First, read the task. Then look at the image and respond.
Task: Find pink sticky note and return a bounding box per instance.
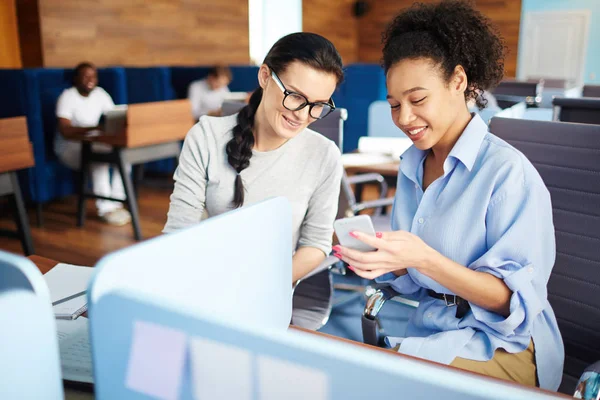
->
[125,320,187,400]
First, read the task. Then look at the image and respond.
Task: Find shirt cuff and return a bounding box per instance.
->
[470,263,543,337]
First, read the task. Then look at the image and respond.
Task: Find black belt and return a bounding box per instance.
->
[427,290,470,319]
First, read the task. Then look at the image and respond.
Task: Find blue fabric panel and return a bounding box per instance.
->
[125,67,173,103]
[337,64,387,152]
[229,65,259,92]
[169,66,211,99]
[0,69,44,202]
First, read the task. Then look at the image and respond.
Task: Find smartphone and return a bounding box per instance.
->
[333,215,377,252]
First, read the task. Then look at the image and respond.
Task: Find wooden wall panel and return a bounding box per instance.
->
[303,0,358,64]
[357,0,522,78]
[0,0,22,68]
[15,0,44,67]
[36,0,250,67]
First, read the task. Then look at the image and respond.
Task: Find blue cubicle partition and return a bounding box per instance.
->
[229,65,260,92]
[125,67,174,104]
[336,64,387,153]
[0,251,63,399]
[91,289,561,400]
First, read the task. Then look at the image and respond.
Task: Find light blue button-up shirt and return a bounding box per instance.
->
[377,114,564,390]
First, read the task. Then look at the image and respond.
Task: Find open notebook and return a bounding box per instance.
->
[43,263,94,319]
[56,317,94,384]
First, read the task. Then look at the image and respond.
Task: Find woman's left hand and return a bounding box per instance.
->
[333,230,433,279]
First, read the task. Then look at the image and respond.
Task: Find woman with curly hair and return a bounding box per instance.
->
[333,0,563,390]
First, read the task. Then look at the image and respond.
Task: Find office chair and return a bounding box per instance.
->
[582,85,600,98]
[491,80,542,108]
[0,251,63,399]
[552,97,600,125]
[291,107,397,330]
[361,117,600,395]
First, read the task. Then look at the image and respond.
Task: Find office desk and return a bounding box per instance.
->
[345,161,399,178]
[28,255,571,399]
[0,116,35,255]
[75,100,193,240]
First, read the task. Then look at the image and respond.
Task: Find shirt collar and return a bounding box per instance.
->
[399,113,488,182]
[447,113,488,172]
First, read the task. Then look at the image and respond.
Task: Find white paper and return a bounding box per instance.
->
[56,317,93,383]
[189,337,253,400]
[257,355,329,400]
[125,321,187,400]
[42,263,94,305]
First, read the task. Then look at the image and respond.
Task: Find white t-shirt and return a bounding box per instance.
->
[54,86,115,156]
[188,79,230,120]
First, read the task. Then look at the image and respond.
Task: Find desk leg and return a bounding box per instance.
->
[35,202,44,227]
[116,150,142,241]
[77,143,91,227]
[10,172,34,256]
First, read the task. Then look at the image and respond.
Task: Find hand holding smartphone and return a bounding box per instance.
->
[333,215,377,252]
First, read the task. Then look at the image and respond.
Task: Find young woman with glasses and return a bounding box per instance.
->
[164,33,344,284]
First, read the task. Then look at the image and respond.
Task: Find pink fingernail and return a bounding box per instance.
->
[349,231,358,238]
[376,232,383,238]
[333,252,341,259]
[332,245,341,252]
[348,265,355,271]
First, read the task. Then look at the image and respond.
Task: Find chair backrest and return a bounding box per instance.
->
[489,117,600,394]
[309,108,346,149]
[582,85,600,98]
[91,289,563,399]
[491,80,542,107]
[221,100,246,117]
[0,250,63,399]
[552,97,600,125]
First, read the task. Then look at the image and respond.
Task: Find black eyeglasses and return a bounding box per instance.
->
[270,70,335,119]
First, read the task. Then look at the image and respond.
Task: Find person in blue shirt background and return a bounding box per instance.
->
[332,0,564,390]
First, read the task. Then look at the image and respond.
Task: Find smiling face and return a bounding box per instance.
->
[75,66,98,96]
[257,61,337,140]
[386,58,469,151]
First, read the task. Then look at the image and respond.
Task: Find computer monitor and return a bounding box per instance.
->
[89,196,293,332]
[91,289,562,400]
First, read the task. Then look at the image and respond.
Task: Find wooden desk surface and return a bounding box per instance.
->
[345,161,400,177]
[27,255,570,399]
[83,99,194,148]
[0,116,35,174]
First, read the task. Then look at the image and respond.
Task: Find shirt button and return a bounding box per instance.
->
[528,267,534,273]
[418,218,425,224]
[415,184,419,189]
[427,312,433,318]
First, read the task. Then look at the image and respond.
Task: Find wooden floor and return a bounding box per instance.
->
[0,184,173,266]
[0,179,390,266]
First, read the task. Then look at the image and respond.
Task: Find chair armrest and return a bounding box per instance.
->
[346,172,386,186]
[363,284,401,320]
[293,255,343,289]
[362,284,420,346]
[352,197,395,213]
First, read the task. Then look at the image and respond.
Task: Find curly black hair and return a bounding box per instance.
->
[381,0,505,109]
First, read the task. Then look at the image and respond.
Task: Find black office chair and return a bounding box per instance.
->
[582,85,600,98]
[491,80,542,108]
[553,97,600,125]
[362,117,600,394]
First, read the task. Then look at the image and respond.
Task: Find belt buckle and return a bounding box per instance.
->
[443,294,457,307]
